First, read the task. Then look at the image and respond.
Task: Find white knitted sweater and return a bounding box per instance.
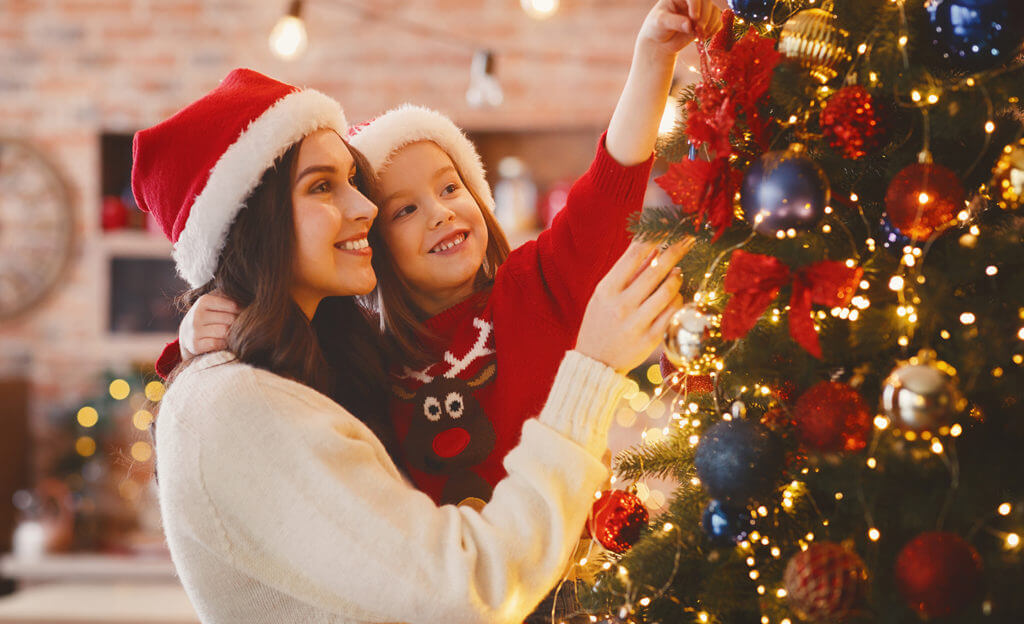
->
[156,350,628,623]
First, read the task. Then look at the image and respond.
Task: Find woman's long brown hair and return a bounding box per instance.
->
[367,178,511,369]
[169,138,396,453]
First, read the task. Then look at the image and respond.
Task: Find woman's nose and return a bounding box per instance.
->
[346,188,378,222]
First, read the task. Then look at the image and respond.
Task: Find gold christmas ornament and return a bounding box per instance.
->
[779,7,850,84]
[880,350,967,433]
[664,303,711,369]
[991,138,1024,210]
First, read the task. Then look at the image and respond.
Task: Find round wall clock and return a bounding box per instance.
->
[0,138,75,321]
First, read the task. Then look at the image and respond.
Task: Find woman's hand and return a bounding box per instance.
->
[575,238,694,373]
[178,292,240,361]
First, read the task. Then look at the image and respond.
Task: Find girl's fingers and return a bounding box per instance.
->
[603,240,660,292]
[658,12,693,36]
[685,0,706,32]
[194,337,228,354]
[198,311,239,327]
[702,3,721,37]
[204,295,241,314]
[635,267,684,324]
[621,239,690,304]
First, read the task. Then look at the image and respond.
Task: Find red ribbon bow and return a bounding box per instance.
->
[720,250,863,358]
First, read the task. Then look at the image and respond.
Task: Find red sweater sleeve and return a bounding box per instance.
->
[155,339,182,380]
[501,132,653,325]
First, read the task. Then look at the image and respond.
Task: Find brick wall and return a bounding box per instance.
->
[0,0,707,446]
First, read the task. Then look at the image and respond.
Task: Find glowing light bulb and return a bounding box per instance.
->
[269,2,308,61]
[521,0,558,20]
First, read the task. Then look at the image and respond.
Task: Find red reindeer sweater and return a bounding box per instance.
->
[390,135,652,506]
[155,135,652,507]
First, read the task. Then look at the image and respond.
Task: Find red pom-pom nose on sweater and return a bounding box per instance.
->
[432,428,471,458]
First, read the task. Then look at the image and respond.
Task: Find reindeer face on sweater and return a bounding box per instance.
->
[392,318,498,504]
[402,367,496,475]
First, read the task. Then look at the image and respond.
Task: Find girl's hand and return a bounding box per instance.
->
[179,292,240,361]
[575,238,694,373]
[637,0,722,57]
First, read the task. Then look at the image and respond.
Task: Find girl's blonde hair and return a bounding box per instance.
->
[366,178,510,369]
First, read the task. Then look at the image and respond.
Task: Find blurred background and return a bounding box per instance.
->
[0,0,713,620]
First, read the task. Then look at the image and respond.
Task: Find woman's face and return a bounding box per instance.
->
[375,141,488,316]
[290,129,378,316]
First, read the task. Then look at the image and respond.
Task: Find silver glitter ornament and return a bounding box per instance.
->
[880,352,966,432]
[664,303,711,368]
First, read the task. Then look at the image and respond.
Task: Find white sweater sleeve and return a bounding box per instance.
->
[157,350,628,624]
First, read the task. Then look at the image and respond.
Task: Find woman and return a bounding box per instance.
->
[134,68,685,623]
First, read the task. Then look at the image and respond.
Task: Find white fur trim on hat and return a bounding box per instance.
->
[173,89,347,288]
[348,104,494,212]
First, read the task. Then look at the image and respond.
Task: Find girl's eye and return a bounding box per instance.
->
[348,169,358,186]
[395,204,416,219]
[311,181,331,193]
[442,183,458,195]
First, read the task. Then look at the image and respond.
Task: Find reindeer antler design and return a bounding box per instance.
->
[443,318,494,379]
[395,318,495,385]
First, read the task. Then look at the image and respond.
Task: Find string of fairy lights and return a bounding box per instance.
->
[588,0,1024,621]
[266,0,636,109]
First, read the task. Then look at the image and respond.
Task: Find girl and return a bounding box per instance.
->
[165,0,718,508]
[137,67,687,623]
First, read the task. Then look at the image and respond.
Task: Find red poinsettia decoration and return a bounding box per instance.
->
[685,10,782,158]
[661,10,782,239]
[655,157,741,240]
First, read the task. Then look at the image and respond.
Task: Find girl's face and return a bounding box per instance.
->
[375,141,488,315]
[290,129,378,317]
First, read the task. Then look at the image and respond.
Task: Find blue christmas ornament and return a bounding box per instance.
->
[879,216,911,255]
[728,0,778,23]
[695,419,783,503]
[702,499,756,545]
[741,147,831,236]
[925,0,1024,72]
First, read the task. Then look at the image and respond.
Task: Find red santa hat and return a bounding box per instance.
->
[132,68,348,288]
[347,104,494,212]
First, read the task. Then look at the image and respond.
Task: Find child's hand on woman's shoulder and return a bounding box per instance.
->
[179,291,240,361]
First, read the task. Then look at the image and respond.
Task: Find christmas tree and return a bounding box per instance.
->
[580,1,1024,622]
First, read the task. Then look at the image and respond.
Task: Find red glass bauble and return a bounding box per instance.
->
[101,195,129,231]
[793,381,871,452]
[820,86,887,160]
[588,490,649,553]
[895,532,983,618]
[884,162,963,240]
[784,541,869,621]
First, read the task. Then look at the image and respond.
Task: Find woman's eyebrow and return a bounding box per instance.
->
[295,164,337,183]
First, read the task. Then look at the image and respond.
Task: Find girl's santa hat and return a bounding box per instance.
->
[132,68,348,288]
[347,105,494,211]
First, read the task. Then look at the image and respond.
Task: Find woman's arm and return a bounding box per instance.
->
[158,241,684,624]
[161,351,624,623]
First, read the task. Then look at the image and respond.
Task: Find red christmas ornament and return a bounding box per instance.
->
[885,161,964,240]
[820,86,887,160]
[793,381,871,452]
[101,195,129,231]
[588,490,649,554]
[659,353,714,394]
[895,532,983,618]
[783,542,869,622]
